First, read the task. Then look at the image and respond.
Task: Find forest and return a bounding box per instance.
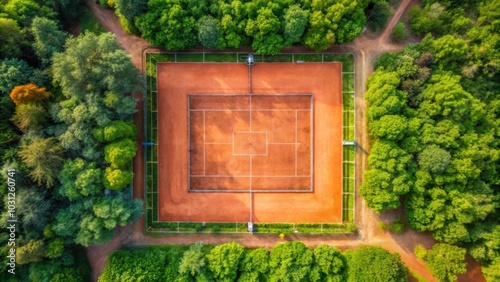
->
[99,242,409,282]
[0,0,142,281]
[360,0,500,281]
[99,0,393,54]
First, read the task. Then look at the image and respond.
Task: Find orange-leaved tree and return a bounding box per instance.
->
[9,83,50,106]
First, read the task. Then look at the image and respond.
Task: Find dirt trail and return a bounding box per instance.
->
[85,0,484,281]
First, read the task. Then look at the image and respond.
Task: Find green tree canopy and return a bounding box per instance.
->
[283,5,309,46]
[31,17,67,66]
[104,139,137,168]
[18,136,64,187]
[0,17,25,59]
[207,242,244,282]
[52,32,139,100]
[103,167,134,191]
[268,241,313,282]
[198,16,225,49]
[310,244,346,282]
[58,158,102,200]
[178,242,212,280]
[344,246,407,282]
[415,244,466,282]
[10,103,48,133]
[238,248,269,282]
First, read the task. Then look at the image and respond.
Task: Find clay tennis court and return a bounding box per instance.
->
[157,62,343,223]
[188,94,312,192]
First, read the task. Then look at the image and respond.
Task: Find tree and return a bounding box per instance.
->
[179,243,211,279]
[392,22,408,42]
[344,246,407,282]
[418,145,451,174]
[115,0,148,22]
[0,17,25,59]
[103,167,134,191]
[483,257,500,282]
[11,103,48,133]
[104,139,137,168]
[283,5,309,46]
[17,240,45,265]
[245,6,284,54]
[198,16,225,49]
[207,242,244,282]
[16,188,52,237]
[303,10,335,51]
[268,241,313,282]
[3,0,56,27]
[415,244,466,282]
[238,248,269,282]
[58,158,102,200]
[369,115,408,141]
[431,35,469,71]
[31,17,68,66]
[367,2,392,31]
[45,238,65,259]
[310,244,346,282]
[99,248,169,281]
[135,0,199,50]
[52,32,139,100]
[408,3,445,35]
[0,59,39,94]
[100,120,137,142]
[9,83,51,106]
[18,136,64,187]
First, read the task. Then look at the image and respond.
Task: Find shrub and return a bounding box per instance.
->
[392,22,408,42]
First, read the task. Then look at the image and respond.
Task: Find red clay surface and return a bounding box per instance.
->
[157,63,342,223]
[189,94,312,192]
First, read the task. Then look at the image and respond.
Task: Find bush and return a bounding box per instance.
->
[344,246,407,282]
[392,22,408,42]
[415,244,466,282]
[390,218,405,234]
[104,139,137,168]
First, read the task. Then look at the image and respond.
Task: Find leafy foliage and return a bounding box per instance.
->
[104,138,137,168]
[101,243,410,282]
[268,241,313,281]
[18,136,64,187]
[136,0,369,54]
[198,16,225,49]
[31,17,68,66]
[179,242,212,280]
[238,248,269,282]
[367,1,392,31]
[207,242,244,282]
[0,59,41,94]
[11,103,48,133]
[310,244,346,282]
[344,246,407,282]
[364,0,500,271]
[52,32,139,99]
[0,17,25,59]
[415,244,466,282]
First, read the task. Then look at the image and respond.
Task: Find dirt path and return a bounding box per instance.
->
[86,1,484,281]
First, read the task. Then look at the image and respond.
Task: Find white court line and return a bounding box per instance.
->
[190,175,311,178]
[249,94,252,192]
[295,110,298,176]
[203,110,206,176]
[190,109,311,112]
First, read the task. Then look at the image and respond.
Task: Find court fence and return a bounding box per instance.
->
[143,52,355,233]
